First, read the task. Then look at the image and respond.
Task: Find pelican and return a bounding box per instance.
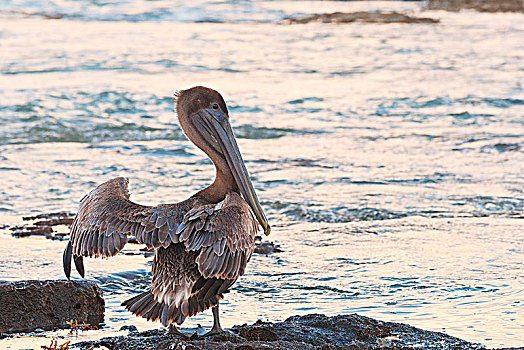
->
[63,86,270,336]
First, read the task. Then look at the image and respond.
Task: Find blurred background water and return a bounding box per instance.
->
[0,0,523,348]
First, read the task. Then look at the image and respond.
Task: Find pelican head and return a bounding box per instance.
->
[175,86,270,235]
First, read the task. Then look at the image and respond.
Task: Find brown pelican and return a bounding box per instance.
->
[63,86,270,336]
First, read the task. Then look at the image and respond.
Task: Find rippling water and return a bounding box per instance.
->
[0,1,523,348]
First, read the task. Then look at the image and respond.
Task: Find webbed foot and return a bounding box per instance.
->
[168,324,189,340]
[202,326,226,337]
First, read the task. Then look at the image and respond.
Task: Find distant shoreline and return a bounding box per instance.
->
[283,11,439,25]
[427,0,524,13]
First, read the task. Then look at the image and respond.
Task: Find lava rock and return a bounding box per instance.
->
[75,313,485,350]
[237,326,279,341]
[235,346,255,350]
[283,11,439,24]
[0,280,104,333]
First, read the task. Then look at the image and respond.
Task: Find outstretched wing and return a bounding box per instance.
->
[148,191,259,324]
[63,177,191,279]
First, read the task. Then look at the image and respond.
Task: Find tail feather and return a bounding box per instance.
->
[123,278,235,326]
[145,302,163,321]
[123,291,187,326]
[122,292,143,307]
[160,303,175,326]
[136,295,157,316]
[186,277,233,317]
[126,292,155,316]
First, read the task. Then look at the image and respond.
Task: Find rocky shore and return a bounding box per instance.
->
[283,11,439,24]
[427,0,524,13]
[0,277,507,349]
[8,211,74,239]
[73,313,488,350]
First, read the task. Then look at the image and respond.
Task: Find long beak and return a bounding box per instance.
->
[197,108,271,235]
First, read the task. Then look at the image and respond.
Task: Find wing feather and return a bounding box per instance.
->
[178,192,258,280]
[158,225,169,246]
[63,177,190,279]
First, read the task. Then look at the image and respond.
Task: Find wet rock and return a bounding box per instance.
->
[283,11,439,24]
[22,211,75,225]
[427,0,524,13]
[493,143,521,152]
[237,326,279,341]
[254,237,282,254]
[0,280,104,333]
[75,313,485,350]
[205,331,246,343]
[316,345,336,350]
[9,224,53,238]
[120,325,138,332]
[172,344,201,350]
[6,9,66,19]
[9,211,75,240]
[235,346,255,350]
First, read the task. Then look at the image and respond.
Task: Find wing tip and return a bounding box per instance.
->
[64,239,86,279]
[63,241,72,280]
[73,254,85,278]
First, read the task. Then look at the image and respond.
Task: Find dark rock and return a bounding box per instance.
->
[283,11,439,24]
[427,0,524,13]
[10,211,75,240]
[9,224,53,238]
[127,235,139,244]
[172,344,201,350]
[76,313,486,350]
[205,331,246,343]
[6,9,65,19]
[493,143,520,152]
[237,327,279,341]
[316,345,336,350]
[140,247,156,257]
[235,346,255,350]
[0,280,104,333]
[22,211,75,225]
[254,240,282,254]
[120,325,138,332]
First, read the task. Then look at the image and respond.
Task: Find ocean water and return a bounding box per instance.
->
[0,1,523,348]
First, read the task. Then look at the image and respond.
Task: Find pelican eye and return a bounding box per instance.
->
[212,103,219,110]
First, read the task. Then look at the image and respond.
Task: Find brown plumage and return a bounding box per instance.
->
[63,86,270,333]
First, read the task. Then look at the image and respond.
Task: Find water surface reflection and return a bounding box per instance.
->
[0,1,523,348]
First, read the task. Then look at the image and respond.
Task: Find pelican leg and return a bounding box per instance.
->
[203,304,225,336]
[168,323,188,339]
